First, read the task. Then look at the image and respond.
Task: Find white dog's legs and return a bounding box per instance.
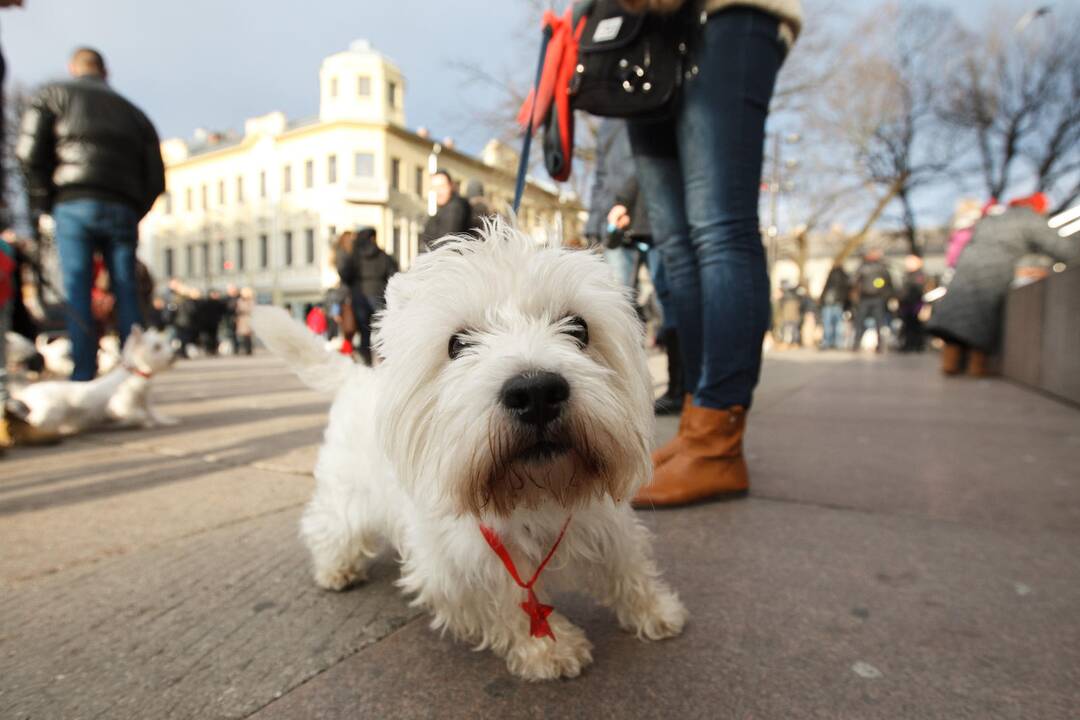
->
[589,508,689,641]
[397,538,593,681]
[301,471,385,591]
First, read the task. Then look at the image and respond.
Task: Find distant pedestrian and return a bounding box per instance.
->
[16,47,165,380]
[588,120,640,290]
[852,248,894,353]
[223,284,240,349]
[898,255,928,353]
[819,263,850,350]
[927,194,1077,376]
[336,227,398,365]
[235,288,255,356]
[420,169,475,250]
[0,229,16,454]
[462,179,492,230]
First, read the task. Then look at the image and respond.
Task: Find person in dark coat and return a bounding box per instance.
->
[852,248,894,353]
[588,120,640,289]
[898,254,928,353]
[336,227,398,365]
[927,194,1077,376]
[420,170,474,251]
[16,47,164,380]
[818,264,850,349]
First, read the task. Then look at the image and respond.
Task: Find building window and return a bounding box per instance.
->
[162,192,172,215]
[392,222,401,260]
[218,179,225,205]
[354,152,374,178]
[236,176,244,204]
[390,157,401,190]
[282,165,292,193]
[185,188,193,212]
[330,76,338,98]
[327,154,337,184]
[357,75,371,96]
[217,240,226,271]
[200,184,208,210]
[164,247,175,278]
[387,80,398,108]
[259,234,269,268]
[236,237,245,271]
[414,166,423,197]
[283,231,293,266]
[305,228,315,265]
[200,242,210,277]
[328,225,337,244]
[260,170,267,198]
[185,245,194,277]
[304,159,314,189]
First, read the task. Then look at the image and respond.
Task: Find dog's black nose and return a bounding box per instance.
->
[500,371,570,427]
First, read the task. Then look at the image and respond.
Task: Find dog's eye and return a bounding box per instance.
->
[448,333,473,360]
[562,315,589,348]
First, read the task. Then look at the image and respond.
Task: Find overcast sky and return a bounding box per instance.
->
[2,0,1032,155]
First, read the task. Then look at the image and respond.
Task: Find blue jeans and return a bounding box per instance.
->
[628,8,785,409]
[647,246,676,333]
[54,199,142,380]
[603,246,639,291]
[821,303,844,349]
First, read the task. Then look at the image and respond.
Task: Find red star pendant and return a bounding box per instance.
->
[521,588,555,640]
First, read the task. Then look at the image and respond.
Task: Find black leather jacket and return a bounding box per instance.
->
[16,76,165,219]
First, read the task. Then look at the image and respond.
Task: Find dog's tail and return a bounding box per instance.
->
[251,306,356,393]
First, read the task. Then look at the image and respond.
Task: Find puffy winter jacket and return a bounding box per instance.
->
[16,76,165,219]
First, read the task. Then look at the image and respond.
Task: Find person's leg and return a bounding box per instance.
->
[852,301,870,350]
[98,202,141,345]
[823,304,839,348]
[631,8,784,507]
[629,119,698,396]
[602,247,636,291]
[53,201,99,380]
[871,298,889,352]
[675,7,784,409]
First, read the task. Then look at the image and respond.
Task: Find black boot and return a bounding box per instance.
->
[654,329,683,416]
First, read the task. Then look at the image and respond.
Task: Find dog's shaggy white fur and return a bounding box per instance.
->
[253,221,687,680]
[13,326,177,435]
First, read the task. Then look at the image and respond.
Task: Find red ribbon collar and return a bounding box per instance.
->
[478,516,571,641]
[123,363,152,379]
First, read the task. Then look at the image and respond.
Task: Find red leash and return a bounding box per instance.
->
[478,516,572,640]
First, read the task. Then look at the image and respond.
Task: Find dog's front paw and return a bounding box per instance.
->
[505,615,593,681]
[619,582,688,641]
[313,564,367,592]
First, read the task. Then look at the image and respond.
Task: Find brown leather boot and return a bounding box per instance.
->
[968,350,991,377]
[651,393,693,467]
[942,343,965,376]
[633,404,748,508]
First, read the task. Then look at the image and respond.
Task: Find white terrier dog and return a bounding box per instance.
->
[13,326,177,435]
[253,221,687,681]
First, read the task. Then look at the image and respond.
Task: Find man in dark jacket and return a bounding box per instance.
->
[420,169,474,251]
[16,47,165,380]
[336,226,398,365]
[851,248,894,353]
[818,263,850,349]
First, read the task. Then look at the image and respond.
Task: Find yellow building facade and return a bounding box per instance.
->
[140,40,579,306]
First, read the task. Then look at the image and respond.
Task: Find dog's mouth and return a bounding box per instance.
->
[516,438,571,463]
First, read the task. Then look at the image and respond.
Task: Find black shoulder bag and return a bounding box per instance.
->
[569,0,703,121]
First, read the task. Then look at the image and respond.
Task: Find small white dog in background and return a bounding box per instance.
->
[253,220,687,681]
[13,326,178,435]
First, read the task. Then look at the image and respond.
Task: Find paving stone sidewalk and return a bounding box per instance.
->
[1,351,1077,719]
